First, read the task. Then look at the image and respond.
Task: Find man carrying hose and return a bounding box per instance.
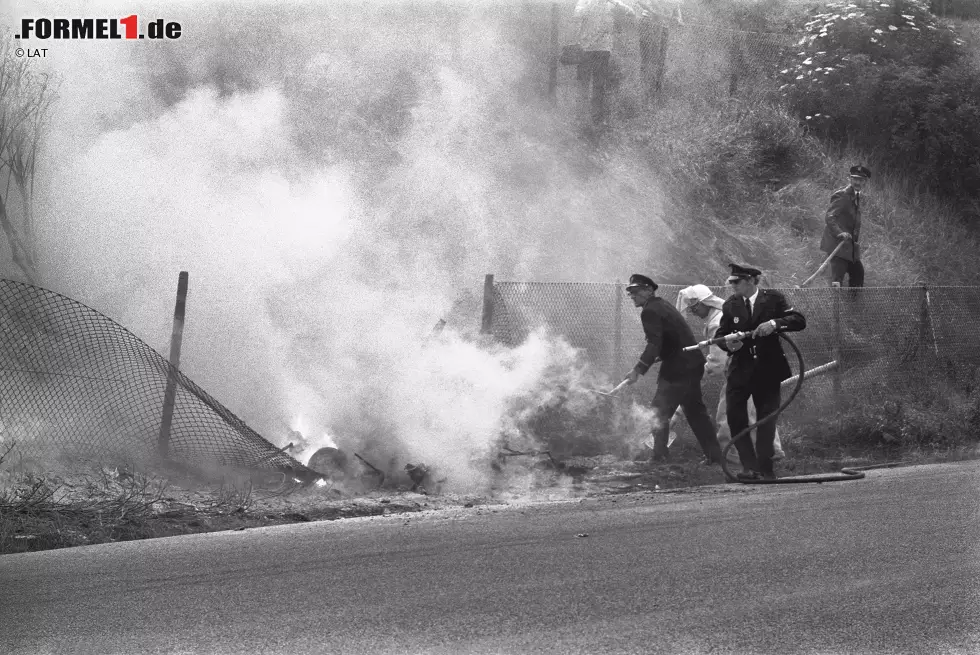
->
[621,274,724,465]
[714,264,806,481]
[821,164,871,287]
[673,285,786,463]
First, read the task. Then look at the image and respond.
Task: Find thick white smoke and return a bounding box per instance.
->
[2,0,674,490]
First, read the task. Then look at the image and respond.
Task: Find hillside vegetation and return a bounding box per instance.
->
[621,0,980,288]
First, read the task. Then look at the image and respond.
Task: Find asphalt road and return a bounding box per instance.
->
[3,461,980,655]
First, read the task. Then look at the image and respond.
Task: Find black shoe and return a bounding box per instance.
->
[736,471,761,482]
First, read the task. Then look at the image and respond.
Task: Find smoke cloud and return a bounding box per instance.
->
[2,0,674,490]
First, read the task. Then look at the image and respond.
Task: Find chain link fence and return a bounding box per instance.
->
[0,279,315,476]
[483,278,980,442]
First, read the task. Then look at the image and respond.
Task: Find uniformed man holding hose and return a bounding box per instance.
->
[714,264,806,481]
[674,284,786,462]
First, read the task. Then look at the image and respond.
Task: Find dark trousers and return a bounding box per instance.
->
[726,377,781,475]
[651,370,723,462]
[577,51,612,130]
[829,257,865,287]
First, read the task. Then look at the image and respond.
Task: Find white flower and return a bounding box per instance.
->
[901,14,914,19]
[870,37,878,42]
[803,58,813,65]
[874,28,883,34]
[781,69,790,74]
[888,25,898,31]
[806,116,813,120]
[798,37,807,45]
[797,75,805,80]
[817,51,826,55]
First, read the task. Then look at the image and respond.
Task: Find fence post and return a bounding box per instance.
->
[548,3,559,102]
[613,280,623,381]
[832,282,843,436]
[481,274,495,335]
[920,284,939,358]
[158,271,188,459]
[728,31,742,96]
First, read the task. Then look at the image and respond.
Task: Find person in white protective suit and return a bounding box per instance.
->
[666,285,785,462]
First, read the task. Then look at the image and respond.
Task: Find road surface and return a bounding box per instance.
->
[3,461,980,654]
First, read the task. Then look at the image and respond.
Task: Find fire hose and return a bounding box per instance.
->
[683,331,902,484]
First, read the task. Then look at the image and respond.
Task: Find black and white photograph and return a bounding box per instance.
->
[1,0,979,653]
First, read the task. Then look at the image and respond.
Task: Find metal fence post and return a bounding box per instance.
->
[832,282,843,436]
[158,271,188,459]
[481,274,495,335]
[920,284,939,358]
[613,280,623,381]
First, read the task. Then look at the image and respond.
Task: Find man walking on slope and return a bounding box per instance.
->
[621,274,724,465]
[821,164,871,287]
[672,285,786,463]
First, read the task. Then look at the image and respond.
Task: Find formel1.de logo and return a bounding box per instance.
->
[15,16,182,40]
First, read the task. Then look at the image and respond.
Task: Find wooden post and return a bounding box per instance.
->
[728,31,742,96]
[832,282,843,436]
[158,271,188,459]
[548,3,559,102]
[481,273,495,335]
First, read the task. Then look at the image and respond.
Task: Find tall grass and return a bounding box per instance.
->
[617,77,980,287]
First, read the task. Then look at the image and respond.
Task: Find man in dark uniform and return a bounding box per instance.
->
[622,274,723,464]
[714,264,807,481]
[820,165,871,287]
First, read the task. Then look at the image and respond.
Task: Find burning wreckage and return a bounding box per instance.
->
[300,440,593,495]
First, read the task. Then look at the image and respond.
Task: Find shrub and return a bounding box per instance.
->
[778,0,980,219]
[931,0,980,19]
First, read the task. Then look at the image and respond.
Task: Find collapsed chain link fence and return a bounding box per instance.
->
[485,279,980,442]
[0,279,315,476]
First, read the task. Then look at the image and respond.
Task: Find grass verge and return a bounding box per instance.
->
[3,434,977,555]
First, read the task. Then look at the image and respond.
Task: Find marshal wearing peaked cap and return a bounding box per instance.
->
[726,263,762,283]
[849,165,872,179]
[625,273,658,291]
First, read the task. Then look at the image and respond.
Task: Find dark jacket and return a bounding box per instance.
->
[820,185,862,262]
[634,297,706,381]
[713,289,806,387]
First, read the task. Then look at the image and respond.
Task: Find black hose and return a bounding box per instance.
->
[720,333,903,484]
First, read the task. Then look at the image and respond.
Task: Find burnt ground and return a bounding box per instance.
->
[4,439,978,554]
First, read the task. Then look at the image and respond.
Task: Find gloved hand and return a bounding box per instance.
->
[724,333,745,352]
